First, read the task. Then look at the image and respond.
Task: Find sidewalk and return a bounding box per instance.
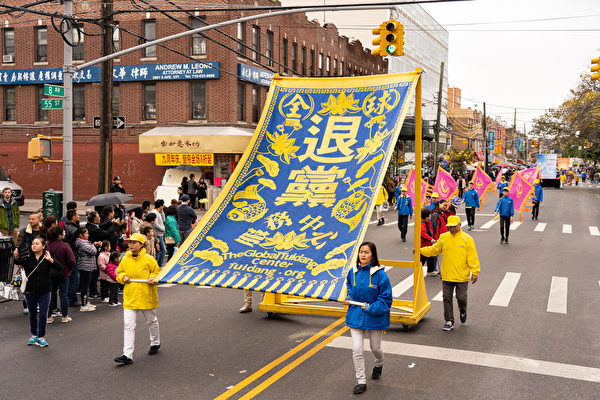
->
[20,198,207,219]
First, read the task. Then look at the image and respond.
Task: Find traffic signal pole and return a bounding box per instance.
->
[62,0,73,213]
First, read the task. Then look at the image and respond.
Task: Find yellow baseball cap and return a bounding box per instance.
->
[432,192,439,198]
[446,215,461,227]
[401,186,407,192]
[126,232,146,245]
[534,179,540,184]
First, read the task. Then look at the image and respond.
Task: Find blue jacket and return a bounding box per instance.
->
[495,195,514,217]
[497,181,508,193]
[462,188,480,208]
[532,184,543,202]
[395,194,413,216]
[345,264,392,330]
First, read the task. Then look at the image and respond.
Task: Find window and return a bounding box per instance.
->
[35,27,47,62]
[310,49,315,77]
[252,25,260,62]
[112,85,120,116]
[237,83,246,121]
[237,22,246,56]
[292,42,297,73]
[2,29,14,61]
[190,81,206,120]
[72,24,84,61]
[36,86,48,121]
[112,24,120,52]
[73,85,85,120]
[282,38,288,73]
[191,17,206,56]
[333,58,337,76]
[340,61,344,76]
[143,20,156,58]
[301,46,306,76]
[318,53,323,76]
[266,30,273,67]
[143,83,156,120]
[4,87,15,121]
[326,56,330,76]
[252,86,259,123]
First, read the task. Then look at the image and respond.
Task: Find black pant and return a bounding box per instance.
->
[397,214,409,240]
[442,281,468,323]
[421,254,436,273]
[108,282,119,304]
[532,201,540,219]
[188,193,197,208]
[500,216,510,240]
[79,270,91,305]
[465,207,476,227]
[167,243,176,260]
[100,279,110,299]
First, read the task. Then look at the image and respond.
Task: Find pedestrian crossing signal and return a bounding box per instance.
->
[27,137,51,160]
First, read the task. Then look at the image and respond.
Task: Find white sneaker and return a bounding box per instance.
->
[80,305,95,312]
[87,304,97,309]
[102,298,109,303]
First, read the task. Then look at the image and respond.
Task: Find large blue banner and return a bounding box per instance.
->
[0,67,100,85]
[157,73,419,301]
[112,62,219,81]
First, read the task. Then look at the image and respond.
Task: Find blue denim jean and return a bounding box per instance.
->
[156,235,166,267]
[68,266,80,304]
[25,292,51,338]
[58,276,69,317]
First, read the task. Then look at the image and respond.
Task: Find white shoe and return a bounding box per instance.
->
[102,298,109,303]
[239,303,252,313]
[80,305,95,312]
[87,304,97,309]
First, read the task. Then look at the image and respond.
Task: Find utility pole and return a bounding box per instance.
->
[99,0,114,194]
[513,108,517,163]
[523,123,527,164]
[433,61,444,176]
[483,102,488,174]
[62,0,73,212]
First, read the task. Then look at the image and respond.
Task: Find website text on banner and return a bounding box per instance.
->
[156,73,419,302]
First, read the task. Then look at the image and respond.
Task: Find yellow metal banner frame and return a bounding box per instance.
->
[259,69,430,327]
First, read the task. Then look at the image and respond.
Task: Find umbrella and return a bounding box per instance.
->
[495,162,514,168]
[86,192,132,206]
[174,164,203,172]
[398,164,414,171]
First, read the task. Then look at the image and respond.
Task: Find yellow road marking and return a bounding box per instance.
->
[213,317,345,400]
[239,325,350,399]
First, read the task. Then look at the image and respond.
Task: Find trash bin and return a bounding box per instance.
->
[0,235,15,283]
[42,189,63,219]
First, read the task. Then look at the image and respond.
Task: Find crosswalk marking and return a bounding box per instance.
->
[461,221,468,228]
[158,283,177,288]
[547,276,568,314]
[432,290,443,302]
[509,221,521,230]
[480,219,498,229]
[391,266,427,298]
[489,272,521,307]
[590,226,600,236]
[534,223,547,232]
[562,224,572,234]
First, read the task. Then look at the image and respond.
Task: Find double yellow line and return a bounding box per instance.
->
[214,317,349,400]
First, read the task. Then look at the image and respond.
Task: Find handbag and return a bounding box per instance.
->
[165,237,177,245]
[19,258,44,293]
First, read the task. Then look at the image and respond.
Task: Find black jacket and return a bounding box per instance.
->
[15,253,62,294]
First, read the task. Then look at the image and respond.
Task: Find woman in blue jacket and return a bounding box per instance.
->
[343,242,393,395]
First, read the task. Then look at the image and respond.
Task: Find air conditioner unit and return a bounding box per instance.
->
[2,54,14,63]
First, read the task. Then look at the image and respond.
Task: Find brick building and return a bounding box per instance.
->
[0,0,387,201]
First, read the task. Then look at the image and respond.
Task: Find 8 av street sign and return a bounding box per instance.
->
[41,99,63,109]
[44,84,64,97]
[93,116,126,129]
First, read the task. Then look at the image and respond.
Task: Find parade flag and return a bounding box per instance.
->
[519,167,540,185]
[433,166,457,200]
[494,167,503,193]
[406,167,429,206]
[156,73,420,302]
[471,166,494,204]
[508,171,534,220]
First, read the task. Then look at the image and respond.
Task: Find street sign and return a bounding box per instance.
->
[93,116,126,129]
[44,84,64,97]
[41,99,63,109]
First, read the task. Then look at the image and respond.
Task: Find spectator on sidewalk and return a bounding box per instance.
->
[59,201,78,225]
[177,195,197,243]
[130,207,144,235]
[149,200,166,267]
[164,205,181,261]
[197,178,208,211]
[110,176,125,194]
[16,212,43,314]
[46,226,75,323]
[75,227,100,312]
[0,187,20,245]
[187,174,198,209]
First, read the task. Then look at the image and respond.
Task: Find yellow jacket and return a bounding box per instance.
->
[420,230,480,282]
[375,186,388,206]
[116,248,161,309]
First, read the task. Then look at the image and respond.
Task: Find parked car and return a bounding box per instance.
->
[0,166,24,206]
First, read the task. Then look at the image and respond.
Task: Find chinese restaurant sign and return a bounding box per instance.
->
[157,73,420,302]
[155,153,214,166]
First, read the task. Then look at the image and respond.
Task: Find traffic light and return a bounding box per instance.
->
[371,23,388,57]
[383,20,404,56]
[27,137,52,160]
[531,139,537,148]
[592,57,600,81]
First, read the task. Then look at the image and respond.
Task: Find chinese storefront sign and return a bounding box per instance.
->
[155,153,214,166]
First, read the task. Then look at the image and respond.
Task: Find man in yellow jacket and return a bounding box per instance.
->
[114,233,161,365]
[375,185,388,226]
[420,215,480,331]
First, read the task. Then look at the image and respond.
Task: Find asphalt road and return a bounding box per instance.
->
[2,182,600,400]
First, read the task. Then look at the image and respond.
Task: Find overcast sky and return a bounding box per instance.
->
[420,0,600,131]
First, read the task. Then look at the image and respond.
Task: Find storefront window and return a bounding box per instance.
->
[143,83,156,120]
[191,81,206,120]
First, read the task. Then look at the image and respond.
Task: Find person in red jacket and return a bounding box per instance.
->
[420,208,436,276]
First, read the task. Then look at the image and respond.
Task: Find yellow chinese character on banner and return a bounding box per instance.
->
[281,94,311,129]
[265,211,293,230]
[274,166,346,208]
[299,116,361,163]
[235,228,270,247]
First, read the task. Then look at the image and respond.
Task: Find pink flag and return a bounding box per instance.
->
[433,166,457,200]
[495,167,503,186]
[519,167,539,185]
[406,168,428,207]
[508,171,534,215]
[471,167,493,199]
